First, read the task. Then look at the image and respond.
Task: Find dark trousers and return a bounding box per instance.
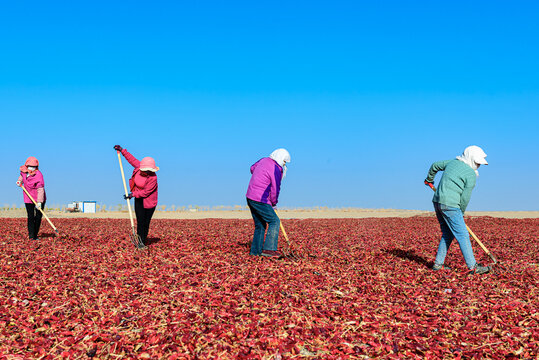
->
[25,201,46,239]
[134,198,155,244]
[247,198,280,255]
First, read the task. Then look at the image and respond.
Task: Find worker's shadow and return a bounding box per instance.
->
[146,237,162,246]
[39,233,57,239]
[385,248,432,268]
[237,241,252,249]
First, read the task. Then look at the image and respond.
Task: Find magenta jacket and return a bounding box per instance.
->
[122,149,158,209]
[18,170,46,204]
[246,157,283,206]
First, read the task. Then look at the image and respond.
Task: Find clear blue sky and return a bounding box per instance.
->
[1,1,538,210]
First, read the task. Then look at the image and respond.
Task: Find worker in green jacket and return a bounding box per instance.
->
[424,145,490,275]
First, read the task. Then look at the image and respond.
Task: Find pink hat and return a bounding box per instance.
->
[25,157,39,167]
[140,157,159,172]
[20,156,39,174]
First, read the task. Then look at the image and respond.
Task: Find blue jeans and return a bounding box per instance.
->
[247,198,280,255]
[434,202,477,269]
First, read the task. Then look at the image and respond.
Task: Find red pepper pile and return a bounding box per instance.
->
[0,217,537,359]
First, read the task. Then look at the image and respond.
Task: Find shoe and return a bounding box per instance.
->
[432,263,451,271]
[470,263,490,275]
[261,250,282,258]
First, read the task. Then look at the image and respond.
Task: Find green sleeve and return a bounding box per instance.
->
[425,160,451,183]
[460,175,476,213]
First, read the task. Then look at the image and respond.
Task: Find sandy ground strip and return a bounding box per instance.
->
[1,209,537,219]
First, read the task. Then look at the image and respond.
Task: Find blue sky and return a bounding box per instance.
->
[1,1,538,210]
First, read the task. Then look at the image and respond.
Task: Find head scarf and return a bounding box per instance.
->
[20,157,39,176]
[269,148,291,178]
[456,145,488,176]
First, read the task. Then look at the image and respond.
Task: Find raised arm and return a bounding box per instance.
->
[121,148,141,169]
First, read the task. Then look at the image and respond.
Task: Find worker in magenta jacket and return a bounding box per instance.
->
[114,145,159,247]
[246,148,291,257]
[16,156,46,240]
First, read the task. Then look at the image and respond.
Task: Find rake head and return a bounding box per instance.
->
[282,247,302,261]
[129,232,147,249]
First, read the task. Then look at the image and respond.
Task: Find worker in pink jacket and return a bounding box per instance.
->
[16,157,46,240]
[246,148,291,257]
[114,145,159,247]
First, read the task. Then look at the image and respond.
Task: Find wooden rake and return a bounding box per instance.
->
[275,211,301,260]
[117,151,146,249]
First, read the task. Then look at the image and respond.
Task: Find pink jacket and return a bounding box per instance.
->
[18,170,46,204]
[246,157,283,206]
[122,149,158,209]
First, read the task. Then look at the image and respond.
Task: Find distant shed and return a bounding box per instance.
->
[67,201,97,213]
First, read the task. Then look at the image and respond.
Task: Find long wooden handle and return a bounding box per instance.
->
[275,211,292,246]
[20,185,58,233]
[466,224,497,264]
[279,221,291,245]
[117,151,136,229]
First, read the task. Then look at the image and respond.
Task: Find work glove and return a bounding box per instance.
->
[16,181,22,187]
[424,180,435,191]
[123,193,133,200]
[36,203,42,210]
[114,145,123,151]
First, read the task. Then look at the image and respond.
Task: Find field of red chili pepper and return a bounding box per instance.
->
[0,217,537,359]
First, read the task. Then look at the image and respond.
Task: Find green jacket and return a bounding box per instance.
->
[425,159,476,213]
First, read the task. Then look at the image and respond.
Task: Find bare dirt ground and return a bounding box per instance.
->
[1,208,537,219]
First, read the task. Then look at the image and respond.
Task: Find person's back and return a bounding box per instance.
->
[246,157,282,206]
[433,159,476,211]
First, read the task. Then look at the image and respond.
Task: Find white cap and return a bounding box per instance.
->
[269,148,291,167]
[466,145,488,165]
